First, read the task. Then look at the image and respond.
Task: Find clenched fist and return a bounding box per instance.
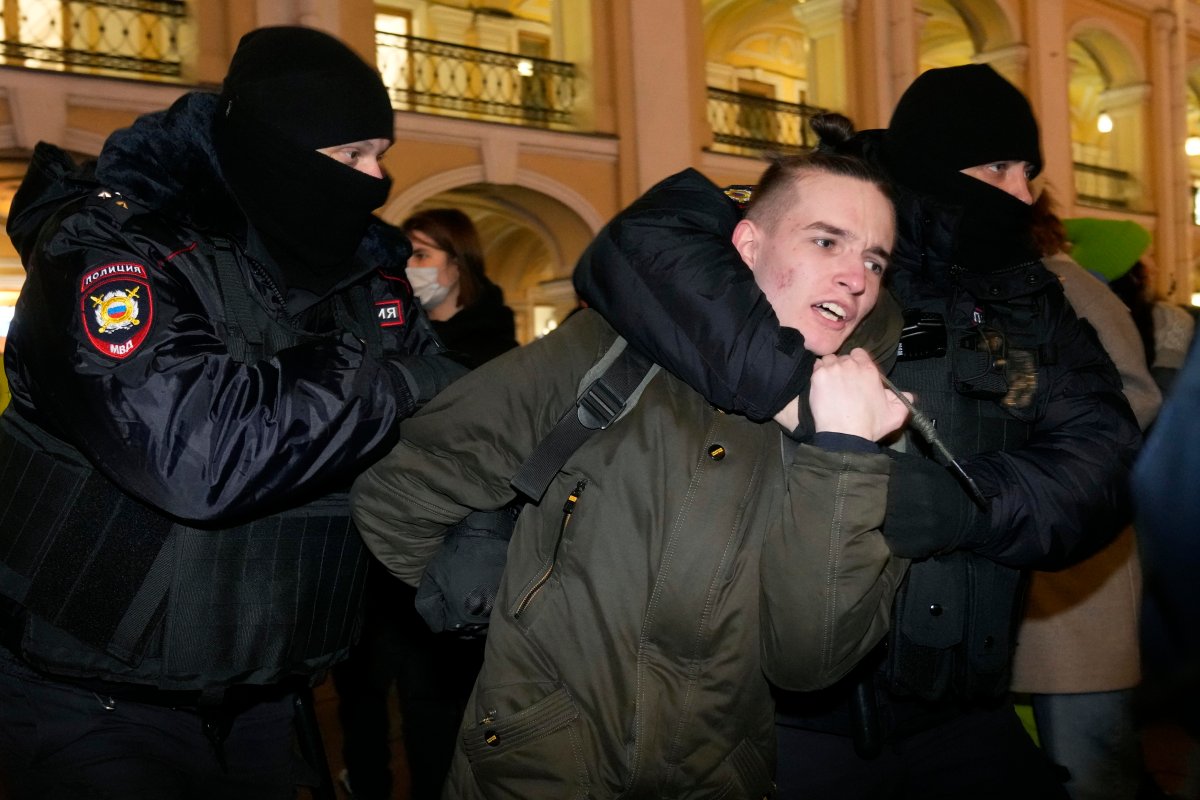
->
[809,348,910,441]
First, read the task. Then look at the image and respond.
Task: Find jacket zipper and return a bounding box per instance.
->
[214,237,287,309]
[513,479,587,619]
[244,254,287,309]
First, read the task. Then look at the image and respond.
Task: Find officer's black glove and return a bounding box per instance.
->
[390,354,470,411]
[415,507,520,638]
[883,450,991,559]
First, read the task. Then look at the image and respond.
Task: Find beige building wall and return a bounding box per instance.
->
[0,0,1198,346]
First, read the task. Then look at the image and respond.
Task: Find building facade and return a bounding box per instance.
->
[0,0,1197,346]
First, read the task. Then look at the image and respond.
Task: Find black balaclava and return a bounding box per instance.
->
[883,64,1043,273]
[213,26,395,295]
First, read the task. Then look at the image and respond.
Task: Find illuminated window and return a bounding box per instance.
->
[376,9,411,100]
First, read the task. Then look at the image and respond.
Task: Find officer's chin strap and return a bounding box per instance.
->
[881,375,991,510]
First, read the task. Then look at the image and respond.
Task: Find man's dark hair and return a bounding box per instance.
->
[746,113,893,232]
[402,208,488,309]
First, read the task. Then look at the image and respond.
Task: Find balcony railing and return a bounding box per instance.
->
[708,87,829,156]
[0,0,186,79]
[376,32,576,128]
[1074,161,1134,210]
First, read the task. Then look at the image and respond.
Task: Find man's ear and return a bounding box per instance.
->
[731,218,759,269]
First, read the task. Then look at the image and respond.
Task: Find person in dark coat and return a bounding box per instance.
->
[573,64,1141,799]
[1133,317,1200,737]
[0,26,464,799]
[403,208,518,367]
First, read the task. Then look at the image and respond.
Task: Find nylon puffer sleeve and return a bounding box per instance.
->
[760,440,908,691]
[7,200,444,524]
[577,179,1141,569]
[958,296,1143,568]
[573,168,900,422]
[353,311,607,585]
[573,168,814,421]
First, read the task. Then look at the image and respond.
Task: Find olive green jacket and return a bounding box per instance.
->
[353,309,907,799]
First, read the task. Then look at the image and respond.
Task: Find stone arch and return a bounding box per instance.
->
[1065,20,1147,210]
[944,0,1020,52]
[1067,22,1145,90]
[702,0,810,99]
[380,167,598,341]
[383,165,604,234]
[1185,61,1200,152]
[1184,63,1200,232]
[917,0,1022,71]
[918,0,975,71]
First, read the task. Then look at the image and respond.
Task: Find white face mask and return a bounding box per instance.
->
[406,266,452,310]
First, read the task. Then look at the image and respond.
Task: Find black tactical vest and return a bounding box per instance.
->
[0,239,382,691]
[882,268,1056,703]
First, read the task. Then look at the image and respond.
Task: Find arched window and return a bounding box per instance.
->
[1067,30,1146,211]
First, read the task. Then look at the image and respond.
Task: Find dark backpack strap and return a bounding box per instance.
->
[335,285,384,361]
[212,240,265,364]
[510,339,656,503]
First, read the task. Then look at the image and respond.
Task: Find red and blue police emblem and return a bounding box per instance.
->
[79,262,154,359]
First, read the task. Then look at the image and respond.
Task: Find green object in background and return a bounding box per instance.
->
[1014,696,1041,747]
[1062,217,1152,282]
[0,366,8,413]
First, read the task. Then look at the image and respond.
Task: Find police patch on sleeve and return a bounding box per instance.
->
[376,299,405,328]
[79,262,154,359]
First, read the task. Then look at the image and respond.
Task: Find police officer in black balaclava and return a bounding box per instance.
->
[570,63,1139,800]
[215,25,397,298]
[883,63,1043,275]
[767,64,1137,800]
[0,25,464,800]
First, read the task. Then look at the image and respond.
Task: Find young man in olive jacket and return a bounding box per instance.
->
[353,135,914,798]
[575,65,1141,799]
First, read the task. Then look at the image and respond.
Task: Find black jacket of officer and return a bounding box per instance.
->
[573,67,1141,721]
[0,28,462,691]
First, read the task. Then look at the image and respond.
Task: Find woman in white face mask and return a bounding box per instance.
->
[402,208,519,367]
[404,227,456,317]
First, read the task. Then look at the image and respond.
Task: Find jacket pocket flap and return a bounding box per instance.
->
[462,685,580,761]
[896,555,966,649]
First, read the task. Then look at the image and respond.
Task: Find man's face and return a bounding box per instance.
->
[959,160,1036,204]
[732,172,895,356]
[316,138,392,179]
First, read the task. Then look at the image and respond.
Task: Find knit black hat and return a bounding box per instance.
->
[219,26,393,150]
[213,27,395,297]
[883,64,1041,197]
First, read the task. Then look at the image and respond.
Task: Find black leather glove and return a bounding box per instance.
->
[883,450,991,559]
[390,354,470,411]
[414,507,520,638]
